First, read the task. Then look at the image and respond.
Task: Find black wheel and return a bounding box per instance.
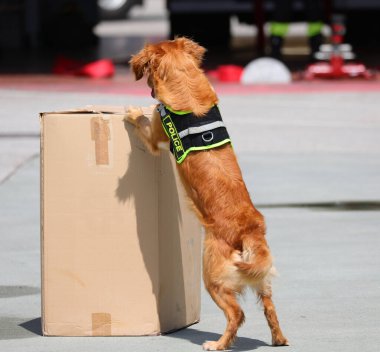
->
[98,0,139,20]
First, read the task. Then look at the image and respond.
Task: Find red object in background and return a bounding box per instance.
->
[78,59,115,78]
[53,56,115,78]
[304,15,374,80]
[304,58,373,80]
[207,65,243,82]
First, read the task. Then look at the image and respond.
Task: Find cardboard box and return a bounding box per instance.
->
[40,106,202,336]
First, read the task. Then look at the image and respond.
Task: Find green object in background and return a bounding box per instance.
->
[308,21,323,37]
[270,22,289,37]
[271,21,323,38]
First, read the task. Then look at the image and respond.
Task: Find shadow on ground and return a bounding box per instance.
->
[0,317,41,340]
[168,327,269,351]
[20,317,42,336]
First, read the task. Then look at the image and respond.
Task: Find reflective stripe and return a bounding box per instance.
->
[157,103,167,118]
[178,121,226,139]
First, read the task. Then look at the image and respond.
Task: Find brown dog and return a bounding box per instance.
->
[127,37,288,350]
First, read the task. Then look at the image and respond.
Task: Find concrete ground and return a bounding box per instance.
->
[1,1,380,351]
[1,86,380,352]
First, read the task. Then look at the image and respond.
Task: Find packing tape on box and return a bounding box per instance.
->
[91,116,110,165]
[92,312,112,336]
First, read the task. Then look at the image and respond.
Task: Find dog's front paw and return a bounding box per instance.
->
[202,341,227,351]
[126,106,144,126]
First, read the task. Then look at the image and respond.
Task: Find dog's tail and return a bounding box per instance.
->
[234,237,273,281]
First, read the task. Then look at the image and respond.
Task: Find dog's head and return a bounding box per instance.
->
[130,37,206,81]
[129,37,216,115]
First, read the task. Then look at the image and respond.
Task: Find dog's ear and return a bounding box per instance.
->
[175,37,206,65]
[129,45,152,81]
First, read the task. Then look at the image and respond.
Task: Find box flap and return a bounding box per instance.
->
[40,105,155,117]
[84,105,128,114]
[40,105,127,116]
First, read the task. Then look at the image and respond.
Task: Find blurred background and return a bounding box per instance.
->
[1,0,379,75]
[1,2,380,350]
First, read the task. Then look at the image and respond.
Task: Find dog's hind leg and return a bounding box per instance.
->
[203,283,245,351]
[256,286,289,346]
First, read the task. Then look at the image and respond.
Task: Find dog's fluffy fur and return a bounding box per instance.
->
[127,37,288,351]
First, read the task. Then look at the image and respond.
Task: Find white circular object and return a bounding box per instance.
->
[241,57,292,84]
[98,0,127,11]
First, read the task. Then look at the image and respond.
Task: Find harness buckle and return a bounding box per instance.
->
[202,131,214,143]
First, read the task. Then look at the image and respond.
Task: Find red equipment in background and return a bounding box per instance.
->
[304,15,374,80]
[53,56,115,78]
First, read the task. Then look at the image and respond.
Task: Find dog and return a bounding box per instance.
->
[126,37,288,351]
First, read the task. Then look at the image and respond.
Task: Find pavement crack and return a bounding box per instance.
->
[257,201,380,211]
[0,153,39,186]
[0,133,40,139]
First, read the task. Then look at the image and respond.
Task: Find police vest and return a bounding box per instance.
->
[158,103,231,164]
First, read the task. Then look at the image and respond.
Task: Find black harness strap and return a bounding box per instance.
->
[158,104,231,163]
